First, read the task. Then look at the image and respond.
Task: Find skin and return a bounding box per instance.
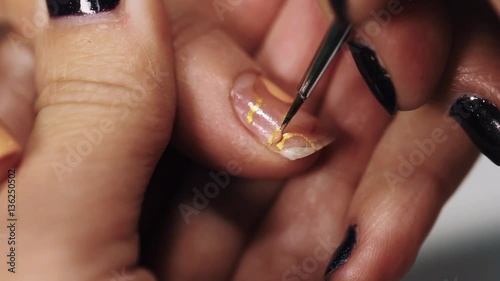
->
[0,0,498,281]
[491,0,500,14]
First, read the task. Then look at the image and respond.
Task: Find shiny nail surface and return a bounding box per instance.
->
[231,72,334,160]
[324,225,357,280]
[47,0,120,17]
[349,42,397,115]
[449,95,500,166]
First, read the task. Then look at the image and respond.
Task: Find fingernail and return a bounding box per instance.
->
[0,124,21,166]
[46,0,121,17]
[324,225,357,280]
[449,95,500,166]
[231,72,334,161]
[348,41,397,115]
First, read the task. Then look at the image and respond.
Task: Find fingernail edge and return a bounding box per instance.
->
[47,0,120,17]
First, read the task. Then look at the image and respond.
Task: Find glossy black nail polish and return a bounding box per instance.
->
[450,95,500,166]
[47,0,120,17]
[349,42,397,115]
[324,225,357,280]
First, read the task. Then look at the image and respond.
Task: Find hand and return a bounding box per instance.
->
[142,0,499,281]
[0,0,498,281]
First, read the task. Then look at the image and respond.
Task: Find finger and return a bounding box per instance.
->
[348,0,451,113]
[255,0,336,112]
[227,1,411,275]
[231,0,414,276]
[165,0,285,52]
[0,24,35,179]
[230,52,390,281]
[327,107,478,281]
[248,0,392,187]
[0,0,36,26]
[0,1,175,281]
[445,0,500,166]
[0,23,36,146]
[169,3,337,178]
[490,0,500,15]
[0,0,39,46]
[332,0,428,24]
[258,0,451,116]
[324,106,478,281]
[324,3,500,280]
[145,161,282,281]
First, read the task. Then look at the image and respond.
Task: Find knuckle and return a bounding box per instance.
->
[38,78,140,109]
[36,70,171,133]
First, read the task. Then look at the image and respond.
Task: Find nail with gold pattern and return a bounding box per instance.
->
[230,72,334,160]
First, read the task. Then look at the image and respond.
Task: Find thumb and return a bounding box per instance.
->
[0,0,175,280]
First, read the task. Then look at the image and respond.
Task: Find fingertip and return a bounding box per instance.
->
[325,218,424,281]
[349,0,451,113]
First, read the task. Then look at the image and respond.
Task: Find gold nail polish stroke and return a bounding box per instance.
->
[231,72,334,160]
[246,97,264,124]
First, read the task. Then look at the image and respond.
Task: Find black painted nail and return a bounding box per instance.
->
[348,42,397,115]
[324,225,357,280]
[47,0,120,17]
[449,95,500,166]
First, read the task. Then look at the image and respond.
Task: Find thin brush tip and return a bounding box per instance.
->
[279,122,288,132]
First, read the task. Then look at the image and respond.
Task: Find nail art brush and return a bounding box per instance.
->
[279,22,352,132]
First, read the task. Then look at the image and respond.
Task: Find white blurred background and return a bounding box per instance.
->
[402,156,500,281]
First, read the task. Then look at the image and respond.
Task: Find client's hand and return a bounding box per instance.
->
[0,0,176,280]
